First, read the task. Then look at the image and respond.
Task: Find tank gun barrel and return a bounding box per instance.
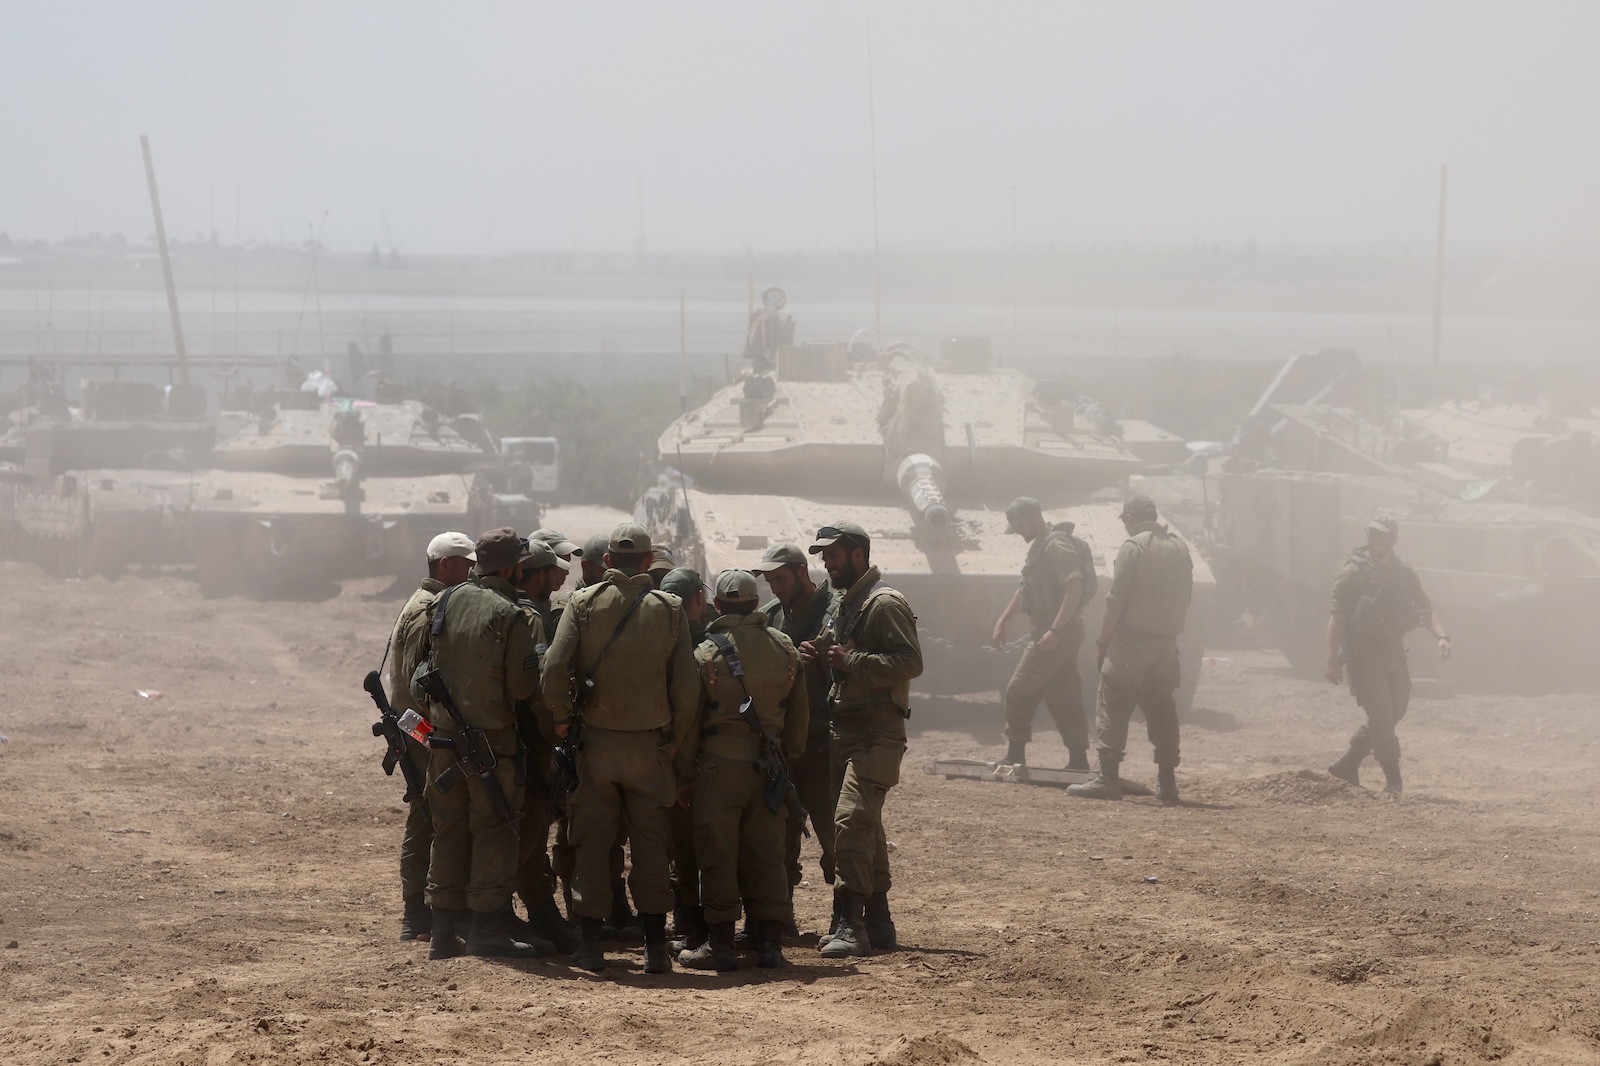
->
[896,453,951,528]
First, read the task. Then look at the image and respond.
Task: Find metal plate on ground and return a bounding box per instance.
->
[931,758,1154,796]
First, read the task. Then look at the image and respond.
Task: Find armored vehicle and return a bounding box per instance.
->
[639,330,1215,713]
[191,396,538,595]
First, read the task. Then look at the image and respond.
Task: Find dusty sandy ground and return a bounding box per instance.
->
[3,561,1600,1066]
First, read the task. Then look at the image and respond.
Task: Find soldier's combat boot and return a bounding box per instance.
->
[1327,748,1363,787]
[641,912,673,974]
[527,895,579,954]
[1065,748,1091,773]
[1067,759,1123,801]
[864,890,898,951]
[399,896,432,942]
[427,908,468,961]
[1000,739,1026,766]
[820,890,871,958]
[467,901,555,959]
[681,920,738,972]
[1155,766,1180,806]
[669,903,707,954]
[817,887,845,950]
[733,902,755,951]
[571,917,608,972]
[605,879,643,942]
[756,919,787,968]
[1379,760,1403,795]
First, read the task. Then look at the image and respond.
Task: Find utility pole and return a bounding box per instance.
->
[1431,164,1448,369]
[868,23,882,349]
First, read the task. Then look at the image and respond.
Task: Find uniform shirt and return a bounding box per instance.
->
[413,574,540,746]
[1330,546,1432,654]
[1107,521,1193,637]
[540,568,699,733]
[675,613,808,779]
[1020,522,1083,627]
[764,577,834,748]
[387,577,445,721]
[826,565,923,716]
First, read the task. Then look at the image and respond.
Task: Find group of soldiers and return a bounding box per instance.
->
[382,517,920,973]
[377,490,1446,973]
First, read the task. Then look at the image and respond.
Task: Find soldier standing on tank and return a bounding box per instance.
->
[752,543,837,910]
[658,566,710,953]
[540,522,700,973]
[992,497,1092,772]
[1324,515,1450,795]
[799,521,922,958]
[386,531,476,943]
[1068,496,1193,806]
[675,570,808,970]
[412,528,552,960]
[510,538,579,952]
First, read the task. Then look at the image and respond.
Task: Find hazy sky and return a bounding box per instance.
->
[3,2,1597,255]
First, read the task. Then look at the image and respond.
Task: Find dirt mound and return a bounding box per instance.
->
[868,1033,982,1066]
[1222,768,1372,805]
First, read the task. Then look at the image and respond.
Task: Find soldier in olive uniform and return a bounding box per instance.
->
[386,531,476,942]
[992,497,1091,772]
[511,538,578,951]
[541,523,700,973]
[1325,514,1450,794]
[1069,496,1193,805]
[675,570,809,970]
[799,521,923,958]
[753,542,837,896]
[411,528,551,959]
[659,567,711,952]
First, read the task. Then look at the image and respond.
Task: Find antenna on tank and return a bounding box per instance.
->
[1431,163,1448,368]
[867,22,882,351]
[140,134,191,386]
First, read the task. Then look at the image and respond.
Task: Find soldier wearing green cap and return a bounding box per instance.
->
[540,521,700,973]
[800,520,922,958]
[992,497,1092,772]
[1324,514,1450,794]
[675,569,809,971]
[1068,496,1194,806]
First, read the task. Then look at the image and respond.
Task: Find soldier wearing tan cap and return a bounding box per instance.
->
[540,522,700,972]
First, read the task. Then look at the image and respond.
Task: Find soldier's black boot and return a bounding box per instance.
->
[1001,739,1026,766]
[1065,748,1091,772]
[864,891,898,951]
[820,890,871,958]
[527,895,579,954]
[1379,760,1403,795]
[733,901,755,950]
[1067,758,1123,801]
[571,917,608,972]
[1155,766,1180,806]
[399,896,432,942]
[1327,748,1364,787]
[605,880,643,942]
[427,908,468,961]
[669,902,707,954]
[756,919,787,968]
[641,912,673,974]
[467,901,554,959]
[817,887,845,950]
[680,920,738,972]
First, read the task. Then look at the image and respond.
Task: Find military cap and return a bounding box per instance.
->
[474,527,523,572]
[714,569,760,604]
[808,519,870,555]
[426,531,476,561]
[529,527,582,558]
[1119,494,1158,521]
[518,537,569,572]
[750,542,807,573]
[582,533,610,560]
[648,547,677,574]
[608,522,652,553]
[1366,513,1400,537]
[659,567,706,599]
[1004,496,1043,534]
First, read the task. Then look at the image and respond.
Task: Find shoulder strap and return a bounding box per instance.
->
[839,579,892,639]
[708,631,751,701]
[422,583,462,666]
[588,586,655,676]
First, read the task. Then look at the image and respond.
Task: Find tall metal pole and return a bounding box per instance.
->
[1431,163,1448,369]
[679,287,687,414]
[867,24,882,349]
[140,134,190,385]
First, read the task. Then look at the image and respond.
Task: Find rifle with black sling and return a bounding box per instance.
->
[709,633,810,838]
[362,669,427,803]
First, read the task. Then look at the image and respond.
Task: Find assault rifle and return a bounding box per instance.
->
[711,632,809,838]
[413,664,522,837]
[362,669,426,803]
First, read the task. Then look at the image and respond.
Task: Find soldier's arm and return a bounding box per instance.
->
[1045,538,1084,632]
[844,597,924,684]
[666,606,702,740]
[1097,541,1137,647]
[993,584,1024,648]
[672,651,709,781]
[781,666,809,760]
[540,601,581,727]
[504,609,541,704]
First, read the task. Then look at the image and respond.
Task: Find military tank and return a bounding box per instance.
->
[191,395,539,595]
[638,321,1215,714]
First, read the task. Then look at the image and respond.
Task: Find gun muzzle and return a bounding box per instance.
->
[896,452,951,528]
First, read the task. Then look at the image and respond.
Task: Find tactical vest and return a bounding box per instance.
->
[826,572,917,717]
[1347,556,1424,648]
[423,579,524,736]
[1118,525,1194,637]
[695,615,800,761]
[1021,523,1096,623]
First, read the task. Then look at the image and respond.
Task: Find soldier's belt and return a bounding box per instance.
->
[829,693,910,718]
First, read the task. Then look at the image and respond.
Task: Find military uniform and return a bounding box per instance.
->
[386,576,443,930]
[1072,505,1193,802]
[1003,520,1089,761]
[659,567,710,950]
[676,572,808,969]
[763,575,836,885]
[540,523,699,971]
